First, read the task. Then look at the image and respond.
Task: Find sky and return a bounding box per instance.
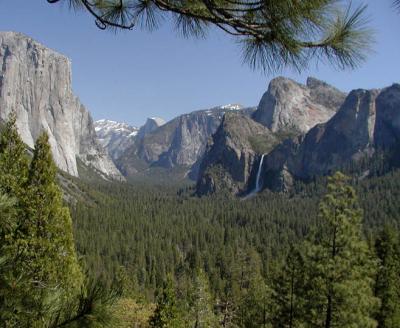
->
[0,1,399,126]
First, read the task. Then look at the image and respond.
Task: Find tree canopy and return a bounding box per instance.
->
[47,0,373,72]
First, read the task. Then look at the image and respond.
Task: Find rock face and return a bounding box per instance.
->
[136,117,165,139]
[0,31,122,179]
[196,112,276,195]
[196,77,346,195]
[117,105,255,178]
[374,84,400,149]
[260,84,400,192]
[252,77,346,134]
[94,119,139,161]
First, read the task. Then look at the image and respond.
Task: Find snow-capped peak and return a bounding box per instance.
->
[94,119,140,160]
[220,104,243,111]
[94,119,137,134]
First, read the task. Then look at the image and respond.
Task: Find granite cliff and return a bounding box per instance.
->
[196,77,346,195]
[259,84,400,192]
[252,77,346,133]
[116,105,255,179]
[0,32,122,179]
[196,112,276,195]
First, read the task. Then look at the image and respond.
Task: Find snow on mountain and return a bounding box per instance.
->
[220,104,243,110]
[94,119,139,161]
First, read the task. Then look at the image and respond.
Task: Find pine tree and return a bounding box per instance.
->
[303,172,379,328]
[227,247,273,328]
[270,247,306,328]
[150,276,182,327]
[48,0,372,73]
[49,277,122,328]
[0,193,26,326]
[20,132,83,323]
[0,111,29,197]
[0,113,35,326]
[239,274,272,328]
[375,227,400,328]
[0,116,117,327]
[188,270,218,328]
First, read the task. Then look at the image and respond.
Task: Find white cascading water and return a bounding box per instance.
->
[242,154,266,200]
[255,154,266,192]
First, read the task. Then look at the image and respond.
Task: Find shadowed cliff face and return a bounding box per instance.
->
[115,105,256,179]
[260,84,400,192]
[196,112,277,195]
[375,84,400,149]
[0,32,122,179]
[196,77,346,196]
[196,83,400,196]
[136,117,165,140]
[133,113,212,167]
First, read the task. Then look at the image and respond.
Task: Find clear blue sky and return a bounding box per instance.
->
[0,1,399,126]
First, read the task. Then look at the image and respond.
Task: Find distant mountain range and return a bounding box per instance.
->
[2,31,400,196]
[257,85,400,192]
[95,119,140,161]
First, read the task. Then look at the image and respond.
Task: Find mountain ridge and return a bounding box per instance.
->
[251,84,400,193]
[111,104,256,180]
[196,76,347,195]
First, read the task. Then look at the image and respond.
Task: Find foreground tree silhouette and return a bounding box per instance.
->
[374,227,400,328]
[48,0,372,72]
[302,172,379,328]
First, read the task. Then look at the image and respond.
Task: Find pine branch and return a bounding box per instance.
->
[46,0,374,72]
[49,277,122,328]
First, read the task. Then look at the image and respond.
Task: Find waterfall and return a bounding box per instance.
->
[242,154,266,200]
[255,154,266,192]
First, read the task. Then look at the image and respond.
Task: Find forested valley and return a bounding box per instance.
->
[70,160,400,327]
[3,0,400,325]
[2,112,400,327]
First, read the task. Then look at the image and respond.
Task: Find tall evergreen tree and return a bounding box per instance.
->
[188,270,218,328]
[303,172,379,328]
[227,247,272,328]
[0,113,37,326]
[20,132,83,323]
[270,247,306,328]
[150,276,182,327]
[0,116,118,327]
[0,111,29,197]
[375,227,400,328]
[239,274,272,328]
[0,193,27,326]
